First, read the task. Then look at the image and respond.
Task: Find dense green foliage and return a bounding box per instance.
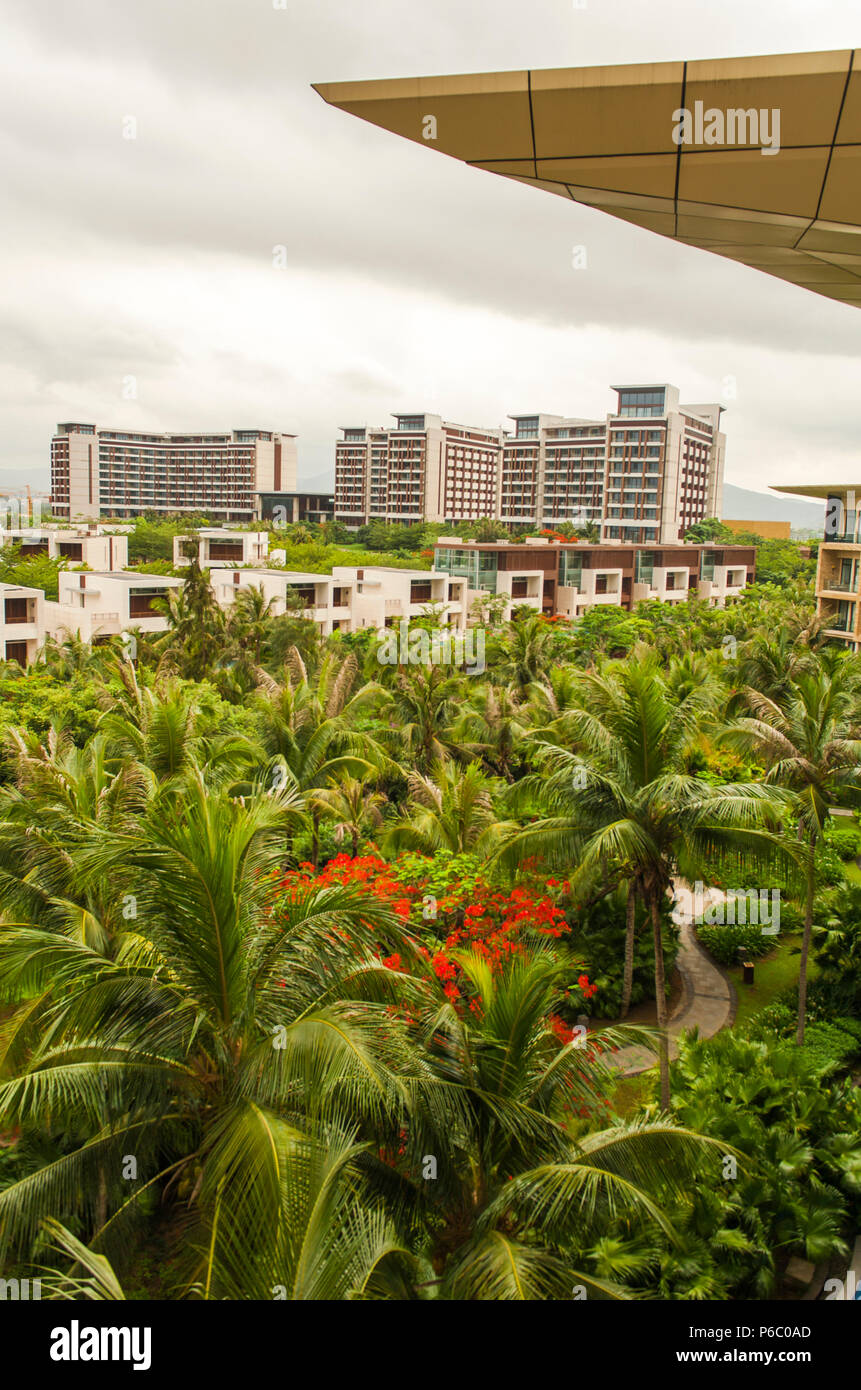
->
[0,546,70,602]
[0,534,859,1300]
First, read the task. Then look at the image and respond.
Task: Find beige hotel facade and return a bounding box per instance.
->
[337,385,726,544]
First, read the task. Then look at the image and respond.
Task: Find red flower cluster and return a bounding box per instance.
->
[281,853,416,902]
[273,853,596,1017]
[540,530,576,543]
[549,1014,578,1045]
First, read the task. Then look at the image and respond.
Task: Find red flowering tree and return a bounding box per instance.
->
[272,851,598,1015]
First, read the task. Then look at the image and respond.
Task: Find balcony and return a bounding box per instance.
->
[91,612,121,631]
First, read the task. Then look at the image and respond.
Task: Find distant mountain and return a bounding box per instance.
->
[722,482,824,530]
[297,442,335,492]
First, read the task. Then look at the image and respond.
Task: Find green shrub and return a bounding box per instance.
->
[816,839,849,886]
[799,1021,861,1075]
[776,900,805,933]
[769,979,861,1032]
[743,1000,796,1039]
[834,1016,861,1043]
[824,824,861,859]
[697,921,776,966]
[568,886,680,1016]
[747,997,861,1073]
[663,1029,861,1297]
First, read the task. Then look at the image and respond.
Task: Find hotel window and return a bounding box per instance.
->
[635,552,655,585]
[618,389,666,418]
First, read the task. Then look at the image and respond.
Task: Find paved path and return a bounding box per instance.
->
[609,883,736,1077]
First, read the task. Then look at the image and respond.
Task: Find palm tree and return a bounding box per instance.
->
[38,633,112,680]
[664,649,724,707]
[0,723,741,1299]
[385,665,460,772]
[383,762,512,858]
[449,684,527,779]
[310,771,387,856]
[256,650,391,864]
[34,1139,421,1302]
[225,584,279,670]
[525,665,583,726]
[34,1220,128,1300]
[723,658,861,1042]
[493,613,555,694]
[0,774,420,1291]
[733,628,817,706]
[495,655,795,1107]
[0,727,151,949]
[99,663,258,786]
[406,949,728,1298]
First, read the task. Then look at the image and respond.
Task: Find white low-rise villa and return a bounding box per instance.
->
[1,583,45,666]
[697,557,749,605]
[331,566,469,631]
[174,530,270,569]
[2,524,756,670]
[0,526,129,570]
[557,563,625,619]
[216,564,468,635]
[46,572,183,645]
[211,569,354,636]
[631,562,691,605]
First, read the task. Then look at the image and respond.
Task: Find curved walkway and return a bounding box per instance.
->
[609,883,736,1077]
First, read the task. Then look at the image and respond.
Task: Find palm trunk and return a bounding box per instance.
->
[650,896,670,1109]
[620,883,637,1018]
[96,1165,108,1233]
[796,829,817,1046]
[351,827,359,857]
[311,809,320,870]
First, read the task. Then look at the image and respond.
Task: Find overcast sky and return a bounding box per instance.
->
[1,0,858,495]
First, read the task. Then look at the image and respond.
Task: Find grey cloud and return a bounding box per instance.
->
[0,0,859,486]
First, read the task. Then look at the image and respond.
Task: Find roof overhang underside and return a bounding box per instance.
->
[314,50,861,308]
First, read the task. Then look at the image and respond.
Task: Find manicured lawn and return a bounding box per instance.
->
[843,858,861,886]
[605,929,821,1118]
[730,932,816,1028]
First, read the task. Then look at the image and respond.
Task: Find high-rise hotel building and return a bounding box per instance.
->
[50,424,298,523]
[501,385,726,544]
[336,387,725,542]
[335,415,505,526]
[502,414,608,531]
